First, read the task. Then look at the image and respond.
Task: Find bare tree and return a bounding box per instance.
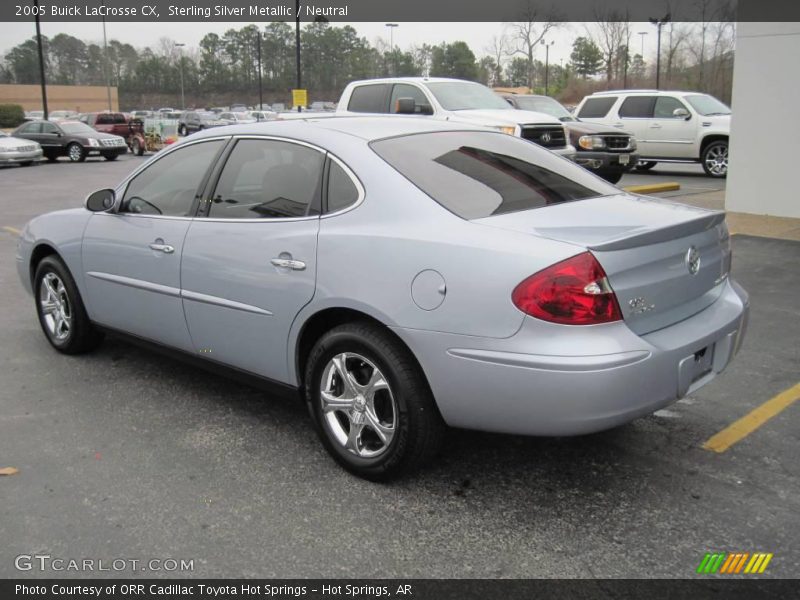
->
[505,2,561,90]
[485,34,510,86]
[589,9,630,88]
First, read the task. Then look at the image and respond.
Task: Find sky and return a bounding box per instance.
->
[0,21,663,66]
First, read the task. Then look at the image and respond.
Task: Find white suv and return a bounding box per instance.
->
[574,90,731,177]
[337,77,576,159]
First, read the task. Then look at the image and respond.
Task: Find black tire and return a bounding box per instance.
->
[133,138,144,156]
[635,161,657,171]
[701,140,728,178]
[33,255,104,354]
[46,154,58,162]
[179,125,187,136]
[67,142,86,163]
[305,322,444,480]
[104,154,118,161]
[19,161,33,167]
[599,172,623,184]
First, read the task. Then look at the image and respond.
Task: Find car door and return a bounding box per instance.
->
[180,137,324,382]
[645,96,697,158]
[616,96,657,156]
[81,138,227,351]
[15,121,43,145]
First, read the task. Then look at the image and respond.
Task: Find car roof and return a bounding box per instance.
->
[349,77,482,86]
[590,89,702,96]
[190,115,484,143]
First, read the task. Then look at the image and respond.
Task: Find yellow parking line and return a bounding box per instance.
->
[703,382,800,453]
[2,226,21,235]
[623,182,681,194]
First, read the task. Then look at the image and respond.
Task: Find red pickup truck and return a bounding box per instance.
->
[79,112,129,137]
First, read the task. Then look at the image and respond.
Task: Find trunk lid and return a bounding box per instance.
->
[474,194,732,335]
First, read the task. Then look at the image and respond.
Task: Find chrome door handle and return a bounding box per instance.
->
[271,258,306,271]
[149,243,174,254]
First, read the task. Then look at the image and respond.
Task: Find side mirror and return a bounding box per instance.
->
[673,107,690,119]
[395,97,416,114]
[85,188,116,212]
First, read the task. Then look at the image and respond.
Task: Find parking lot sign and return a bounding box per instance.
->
[292,88,308,108]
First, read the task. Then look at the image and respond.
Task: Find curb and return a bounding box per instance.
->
[623,182,681,194]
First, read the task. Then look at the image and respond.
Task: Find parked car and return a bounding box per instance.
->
[131,110,152,119]
[248,110,278,122]
[24,110,44,121]
[0,129,42,166]
[48,110,78,122]
[500,93,639,184]
[218,112,257,125]
[574,90,731,177]
[178,110,224,136]
[337,77,576,159]
[79,112,130,137]
[13,120,128,162]
[230,104,249,113]
[15,117,749,479]
[271,103,286,112]
[158,108,175,114]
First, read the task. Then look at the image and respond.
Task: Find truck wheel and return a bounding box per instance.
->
[635,161,657,171]
[600,172,623,184]
[305,322,445,480]
[104,154,118,161]
[701,140,728,178]
[179,125,187,136]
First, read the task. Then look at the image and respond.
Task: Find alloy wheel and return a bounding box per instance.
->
[68,144,82,162]
[319,352,396,458]
[39,272,72,341]
[704,145,728,176]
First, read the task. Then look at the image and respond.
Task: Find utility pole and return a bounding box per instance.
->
[101,0,112,111]
[385,23,398,76]
[295,0,302,112]
[638,31,647,57]
[649,14,670,90]
[33,0,48,119]
[541,39,554,96]
[256,30,263,110]
[174,42,186,109]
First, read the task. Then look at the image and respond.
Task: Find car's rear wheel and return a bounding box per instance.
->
[34,256,103,354]
[701,140,728,178]
[305,322,444,480]
[45,154,58,162]
[104,154,118,161]
[635,161,657,171]
[67,143,85,163]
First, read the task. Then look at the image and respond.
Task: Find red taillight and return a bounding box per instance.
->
[512,252,622,325]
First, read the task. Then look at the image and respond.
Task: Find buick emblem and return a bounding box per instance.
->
[541,132,552,143]
[686,246,701,275]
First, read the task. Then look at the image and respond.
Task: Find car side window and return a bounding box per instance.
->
[326,160,360,214]
[120,140,224,217]
[40,122,59,134]
[208,139,324,219]
[389,84,429,114]
[347,84,390,113]
[619,96,656,118]
[577,97,616,118]
[654,96,688,118]
[20,122,41,134]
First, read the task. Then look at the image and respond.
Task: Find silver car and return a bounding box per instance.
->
[15,117,749,479]
[0,130,42,166]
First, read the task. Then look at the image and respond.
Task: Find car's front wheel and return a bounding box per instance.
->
[104,154,118,161]
[34,256,103,354]
[179,125,187,136]
[701,140,728,178]
[305,322,444,480]
[635,161,657,171]
[600,172,623,184]
[67,143,86,162]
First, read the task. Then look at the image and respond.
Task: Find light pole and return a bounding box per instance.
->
[101,0,112,111]
[540,39,554,96]
[255,30,263,110]
[174,42,186,109]
[33,0,48,119]
[649,14,670,90]
[638,31,648,57]
[385,23,398,75]
[295,0,302,112]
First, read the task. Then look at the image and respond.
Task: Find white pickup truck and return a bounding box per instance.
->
[336,77,576,159]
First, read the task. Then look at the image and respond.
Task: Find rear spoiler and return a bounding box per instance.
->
[586,211,726,251]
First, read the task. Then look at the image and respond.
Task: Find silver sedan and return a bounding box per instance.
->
[15,117,749,479]
[0,130,42,166]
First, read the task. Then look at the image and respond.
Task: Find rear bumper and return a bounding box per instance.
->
[393,279,749,436]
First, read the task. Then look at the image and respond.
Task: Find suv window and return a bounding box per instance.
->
[326,160,360,213]
[120,140,224,216]
[95,114,112,125]
[577,97,617,118]
[209,139,324,219]
[347,84,390,113]
[654,96,688,118]
[371,131,610,220]
[389,84,429,114]
[619,96,656,118]
[112,113,127,124]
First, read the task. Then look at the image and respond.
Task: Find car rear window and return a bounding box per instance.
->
[577,97,617,118]
[371,131,611,220]
[347,84,390,113]
[619,96,656,118]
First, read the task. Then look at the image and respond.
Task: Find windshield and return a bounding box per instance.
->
[60,122,96,135]
[425,82,512,111]
[684,94,731,116]
[511,96,574,121]
[197,111,216,119]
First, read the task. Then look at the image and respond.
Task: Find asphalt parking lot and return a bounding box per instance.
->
[0,154,798,579]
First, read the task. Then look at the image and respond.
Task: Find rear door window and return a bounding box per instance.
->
[371,131,611,220]
[619,96,656,118]
[326,159,360,214]
[347,84,391,113]
[577,97,617,118]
